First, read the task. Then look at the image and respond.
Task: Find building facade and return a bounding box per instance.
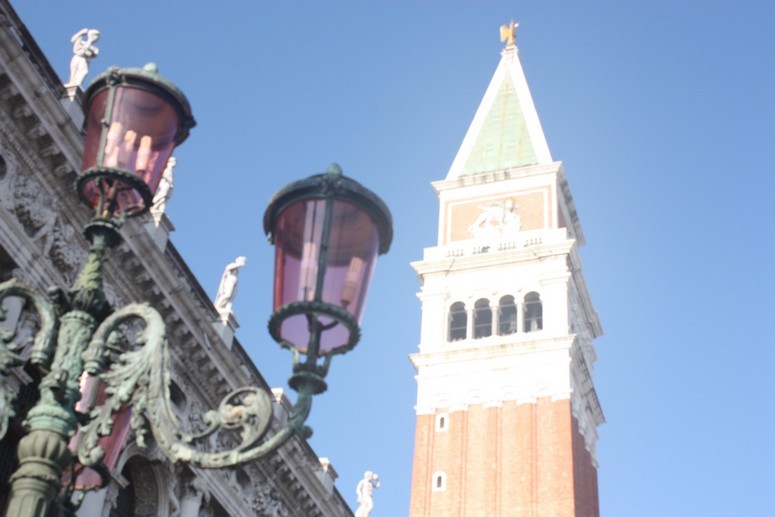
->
[409,32,604,516]
[0,1,351,515]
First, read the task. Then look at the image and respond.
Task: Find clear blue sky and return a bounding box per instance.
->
[15,2,775,515]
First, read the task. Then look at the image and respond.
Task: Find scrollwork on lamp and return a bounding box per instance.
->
[0,64,392,516]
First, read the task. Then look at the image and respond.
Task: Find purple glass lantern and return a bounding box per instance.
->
[264,165,392,376]
[78,64,195,218]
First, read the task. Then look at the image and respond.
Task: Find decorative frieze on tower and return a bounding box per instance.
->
[409,25,604,517]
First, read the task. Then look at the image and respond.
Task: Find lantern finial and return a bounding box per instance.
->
[326,163,343,176]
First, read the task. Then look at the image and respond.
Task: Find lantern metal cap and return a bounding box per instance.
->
[263,164,393,254]
[83,63,197,145]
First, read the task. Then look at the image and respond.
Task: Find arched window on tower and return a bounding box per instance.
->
[524,292,543,332]
[473,298,492,339]
[448,302,467,341]
[498,295,517,335]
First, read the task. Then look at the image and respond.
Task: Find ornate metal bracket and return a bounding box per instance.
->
[77,303,314,472]
[0,278,59,439]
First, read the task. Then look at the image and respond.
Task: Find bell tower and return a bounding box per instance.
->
[409,24,604,517]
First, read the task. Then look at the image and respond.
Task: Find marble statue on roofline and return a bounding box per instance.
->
[354,471,380,517]
[151,156,176,217]
[65,28,100,88]
[214,256,247,314]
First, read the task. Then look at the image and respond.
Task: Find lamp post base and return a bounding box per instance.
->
[6,429,72,517]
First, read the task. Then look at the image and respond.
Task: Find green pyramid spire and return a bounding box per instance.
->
[460,77,537,175]
[447,44,552,180]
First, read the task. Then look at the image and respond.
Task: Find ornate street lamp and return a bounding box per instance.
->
[0,65,392,516]
[265,164,392,395]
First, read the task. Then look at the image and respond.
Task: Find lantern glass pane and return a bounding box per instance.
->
[272,198,380,354]
[81,86,180,215]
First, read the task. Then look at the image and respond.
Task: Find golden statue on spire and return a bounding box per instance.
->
[500,20,519,47]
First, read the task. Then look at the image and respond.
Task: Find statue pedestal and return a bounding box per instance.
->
[316,458,338,496]
[212,311,238,349]
[144,212,175,250]
[59,85,84,131]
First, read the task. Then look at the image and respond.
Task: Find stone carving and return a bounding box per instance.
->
[184,399,211,435]
[13,177,56,254]
[467,199,521,239]
[181,398,209,438]
[65,28,100,88]
[0,146,16,206]
[254,485,290,517]
[354,470,380,517]
[102,281,126,311]
[214,256,246,314]
[11,174,85,282]
[151,156,175,218]
[48,223,82,282]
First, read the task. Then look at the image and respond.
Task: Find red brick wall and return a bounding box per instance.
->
[409,413,432,516]
[409,398,599,517]
[572,415,600,517]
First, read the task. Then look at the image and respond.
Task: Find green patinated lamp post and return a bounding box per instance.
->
[0,64,392,516]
